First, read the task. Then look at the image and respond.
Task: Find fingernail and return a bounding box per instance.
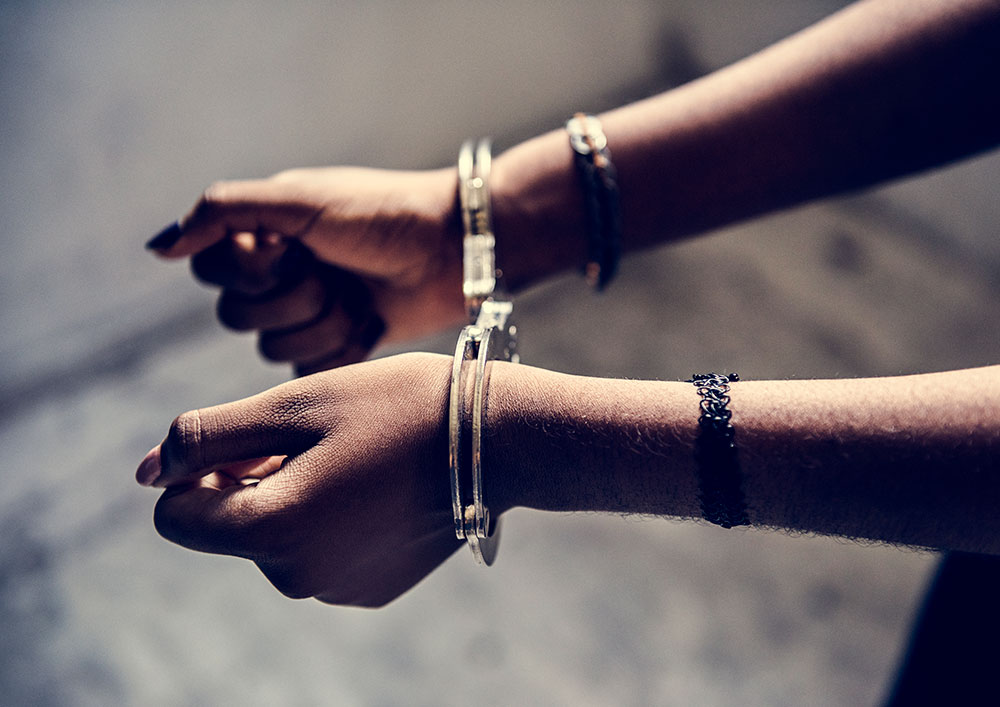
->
[136,445,162,487]
[146,221,182,251]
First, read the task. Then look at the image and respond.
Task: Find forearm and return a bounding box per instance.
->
[492,0,1000,290]
[485,364,1000,554]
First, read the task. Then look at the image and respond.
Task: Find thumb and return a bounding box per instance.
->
[136,385,324,488]
[146,178,322,259]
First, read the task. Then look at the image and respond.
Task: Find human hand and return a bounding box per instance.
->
[135,352,464,607]
[147,167,466,375]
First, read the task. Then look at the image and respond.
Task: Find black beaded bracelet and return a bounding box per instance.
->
[688,373,749,528]
[566,113,622,291]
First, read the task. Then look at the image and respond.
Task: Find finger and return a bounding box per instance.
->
[214,455,287,485]
[317,264,375,320]
[228,230,291,291]
[153,481,261,555]
[146,179,321,258]
[152,450,315,558]
[191,233,313,295]
[258,308,355,363]
[146,386,325,488]
[294,316,385,377]
[191,234,280,294]
[217,272,327,332]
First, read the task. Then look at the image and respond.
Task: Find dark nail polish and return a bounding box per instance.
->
[146,221,182,251]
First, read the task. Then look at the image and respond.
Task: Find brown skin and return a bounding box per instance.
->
[492,0,1000,287]
[485,363,1000,554]
[148,353,460,608]
[143,0,1000,605]
[143,355,1000,607]
[160,168,466,372]
[151,0,1000,366]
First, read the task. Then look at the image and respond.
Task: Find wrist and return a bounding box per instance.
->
[482,362,702,518]
[490,130,588,292]
[426,165,466,279]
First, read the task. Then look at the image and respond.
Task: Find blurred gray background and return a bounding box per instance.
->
[2,1,999,705]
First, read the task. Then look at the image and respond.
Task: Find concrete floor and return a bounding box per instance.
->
[2,1,999,705]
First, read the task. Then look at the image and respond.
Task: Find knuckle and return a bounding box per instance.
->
[189,253,218,286]
[315,586,396,609]
[271,168,304,183]
[257,332,291,362]
[164,410,203,468]
[216,294,253,331]
[257,561,315,600]
[196,181,231,214]
[275,581,314,600]
[352,595,394,609]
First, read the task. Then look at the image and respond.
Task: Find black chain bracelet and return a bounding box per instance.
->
[688,373,749,528]
[566,113,622,291]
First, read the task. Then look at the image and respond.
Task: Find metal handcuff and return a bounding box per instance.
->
[448,139,519,565]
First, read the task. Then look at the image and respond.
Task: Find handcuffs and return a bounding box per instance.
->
[448,139,518,565]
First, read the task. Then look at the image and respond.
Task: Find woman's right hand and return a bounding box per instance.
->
[147,166,468,375]
[137,352,468,607]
